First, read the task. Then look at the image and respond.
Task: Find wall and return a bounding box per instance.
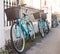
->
[47,7,52,27]
[0,0,5,48]
[24,0,40,9]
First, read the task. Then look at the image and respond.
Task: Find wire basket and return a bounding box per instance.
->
[33,12,46,20]
[4,7,20,21]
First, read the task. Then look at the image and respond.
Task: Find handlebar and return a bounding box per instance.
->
[23,13,28,17]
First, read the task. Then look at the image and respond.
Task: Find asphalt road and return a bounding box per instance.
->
[22,24,60,54]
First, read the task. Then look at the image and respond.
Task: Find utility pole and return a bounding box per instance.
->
[40,0,42,10]
[44,0,46,7]
[21,0,24,5]
[16,0,19,6]
[45,0,52,28]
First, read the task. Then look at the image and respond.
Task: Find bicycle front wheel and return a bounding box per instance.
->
[10,22,25,53]
[38,20,45,38]
[27,21,35,40]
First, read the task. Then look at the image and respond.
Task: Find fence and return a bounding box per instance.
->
[4,0,16,26]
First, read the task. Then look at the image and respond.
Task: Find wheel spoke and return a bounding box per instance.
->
[10,22,25,53]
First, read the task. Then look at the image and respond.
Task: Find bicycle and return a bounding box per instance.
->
[5,7,35,53]
[52,17,58,28]
[38,17,50,38]
[33,12,49,38]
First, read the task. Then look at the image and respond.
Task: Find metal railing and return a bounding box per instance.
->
[4,0,17,26]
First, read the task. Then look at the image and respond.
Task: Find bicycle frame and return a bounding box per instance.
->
[16,18,29,37]
[52,18,57,24]
[52,17,58,27]
[38,17,49,31]
[15,17,33,38]
[38,18,45,29]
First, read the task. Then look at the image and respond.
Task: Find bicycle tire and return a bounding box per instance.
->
[38,20,45,38]
[10,22,25,53]
[27,21,35,40]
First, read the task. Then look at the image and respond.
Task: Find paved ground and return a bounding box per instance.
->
[23,24,60,54]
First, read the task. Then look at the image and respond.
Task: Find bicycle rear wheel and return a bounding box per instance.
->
[10,22,25,53]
